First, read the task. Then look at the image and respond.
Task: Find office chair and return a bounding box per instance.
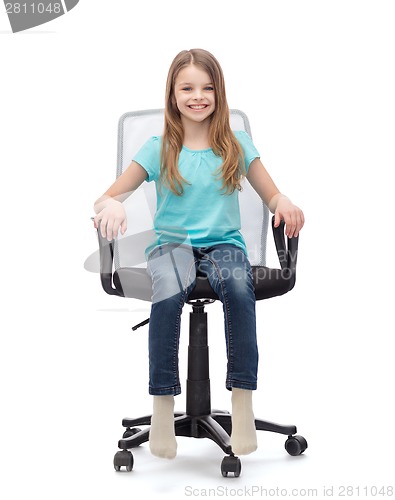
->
[95,109,307,477]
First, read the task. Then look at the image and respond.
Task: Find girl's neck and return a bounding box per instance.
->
[182,118,211,150]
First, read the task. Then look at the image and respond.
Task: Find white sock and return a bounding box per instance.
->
[149,395,177,459]
[230,388,258,455]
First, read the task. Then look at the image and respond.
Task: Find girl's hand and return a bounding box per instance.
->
[93,198,127,241]
[273,195,305,238]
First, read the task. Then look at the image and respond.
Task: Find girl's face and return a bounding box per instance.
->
[173,64,215,126]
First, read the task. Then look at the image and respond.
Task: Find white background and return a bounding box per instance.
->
[1,1,394,498]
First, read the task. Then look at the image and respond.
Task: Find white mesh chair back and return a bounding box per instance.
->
[114,109,269,270]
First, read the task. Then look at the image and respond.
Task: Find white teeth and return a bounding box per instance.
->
[189,105,207,109]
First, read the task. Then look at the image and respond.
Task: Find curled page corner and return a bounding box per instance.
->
[4,0,80,33]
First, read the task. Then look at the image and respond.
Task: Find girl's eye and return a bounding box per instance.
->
[181,86,213,91]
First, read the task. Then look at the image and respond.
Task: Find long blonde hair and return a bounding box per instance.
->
[161,49,245,195]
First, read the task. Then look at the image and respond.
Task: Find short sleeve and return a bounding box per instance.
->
[234,130,260,172]
[132,136,161,182]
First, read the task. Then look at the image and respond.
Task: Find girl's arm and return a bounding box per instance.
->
[246,158,304,238]
[93,160,147,241]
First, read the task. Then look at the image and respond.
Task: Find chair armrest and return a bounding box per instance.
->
[271,216,298,289]
[93,218,124,297]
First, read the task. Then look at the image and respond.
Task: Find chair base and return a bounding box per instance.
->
[115,410,306,477]
[119,410,297,453]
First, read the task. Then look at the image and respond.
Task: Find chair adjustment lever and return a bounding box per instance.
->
[132,318,150,331]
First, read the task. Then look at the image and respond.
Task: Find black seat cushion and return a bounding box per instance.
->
[113,266,295,302]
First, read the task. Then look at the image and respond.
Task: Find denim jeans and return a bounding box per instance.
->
[146,243,258,395]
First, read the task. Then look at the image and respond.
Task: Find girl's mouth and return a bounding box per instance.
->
[188,105,208,110]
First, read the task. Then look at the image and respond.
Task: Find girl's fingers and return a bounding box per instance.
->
[292,211,305,237]
[100,217,108,239]
[274,210,281,228]
[107,220,116,241]
[285,213,296,238]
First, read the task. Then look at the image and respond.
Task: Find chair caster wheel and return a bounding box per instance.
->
[122,427,141,439]
[221,455,241,477]
[285,435,308,456]
[114,450,134,471]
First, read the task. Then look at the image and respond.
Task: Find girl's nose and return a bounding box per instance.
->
[193,89,203,100]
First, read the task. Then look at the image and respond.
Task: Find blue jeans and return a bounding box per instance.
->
[146,243,258,395]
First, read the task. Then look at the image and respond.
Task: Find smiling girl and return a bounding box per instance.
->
[94,49,304,459]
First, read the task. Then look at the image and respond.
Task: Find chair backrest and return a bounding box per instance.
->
[114,109,269,270]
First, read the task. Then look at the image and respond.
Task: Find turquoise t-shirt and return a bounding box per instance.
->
[133,130,260,257]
